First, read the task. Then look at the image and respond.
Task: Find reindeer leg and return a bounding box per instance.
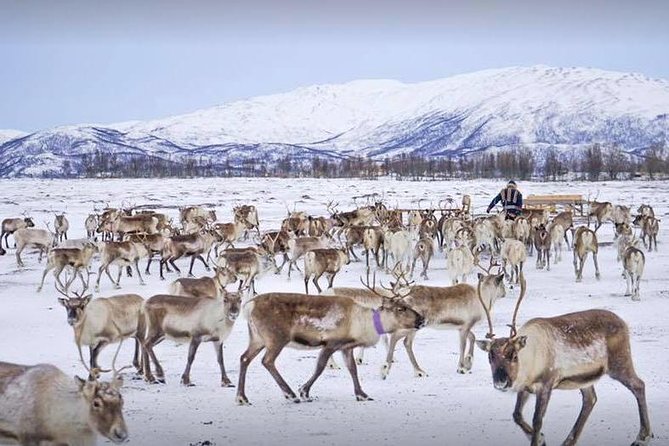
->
[90,341,108,370]
[145,256,152,275]
[313,276,322,293]
[144,334,166,384]
[236,337,266,405]
[261,342,299,403]
[115,266,123,289]
[299,346,338,401]
[530,385,552,446]
[456,328,471,374]
[304,275,310,294]
[327,272,335,289]
[402,330,427,377]
[561,386,597,446]
[381,332,403,379]
[133,337,142,373]
[513,390,534,437]
[36,264,55,292]
[188,256,196,277]
[593,251,601,280]
[625,271,632,296]
[181,338,202,386]
[197,254,210,271]
[342,347,371,401]
[133,260,145,285]
[609,370,653,445]
[214,341,234,387]
[95,263,107,291]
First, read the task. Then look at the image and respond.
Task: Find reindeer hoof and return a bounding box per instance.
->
[221,381,235,388]
[380,364,390,380]
[355,358,365,366]
[355,394,373,402]
[414,370,428,378]
[284,393,300,403]
[236,395,251,406]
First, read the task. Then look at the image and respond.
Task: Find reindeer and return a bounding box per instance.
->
[234,204,260,237]
[587,201,613,233]
[213,220,247,250]
[440,217,467,251]
[37,242,97,292]
[342,225,367,261]
[218,248,278,294]
[615,222,634,241]
[56,283,144,373]
[533,224,551,271]
[303,248,350,294]
[260,230,291,271]
[633,215,659,252]
[180,206,216,230]
[548,222,565,264]
[637,204,655,219]
[476,273,652,446]
[513,216,532,250]
[286,235,329,278]
[551,211,574,248]
[573,226,600,282]
[328,202,375,228]
[380,263,506,378]
[613,204,632,226]
[95,241,149,291]
[410,235,434,280]
[99,213,159,240]
[159,231,220,280]
[362,226,385,269]
[1,215,35,248]
[383,228,412,272]
[14,227,54,267]
[281,210,310,236]
[0,362,128,446]
[125,232,168,274]
[501,239,527,285]
[54,213,70,242]
[138,291,242,387]
[235,290,425,405]
[446,243,475,285]
[621,239,645,301]
[169,266,237,298]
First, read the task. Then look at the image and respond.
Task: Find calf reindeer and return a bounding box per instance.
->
[218,248,278,294]
[286,235,329,278]
[446,244,475,285]
[548,222,565,264]
[0,362,128,446]
[573,226,600,282]
[363,226,385,269]
[1,216,35,248]
[139,291,242,387]
[260,230,291,272]
[56,284,144,373]
[169,266,237,298]
[54,213,70,242]
[551,211,573,248]
[476,274,652,446]
[303,248,350,294]
[160,231,219,280]
[37,242,97,292]
[236,291,425,405]
[533,224,551,271]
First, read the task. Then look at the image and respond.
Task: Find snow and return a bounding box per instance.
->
[0,177,667,446]
[0,129,28,144]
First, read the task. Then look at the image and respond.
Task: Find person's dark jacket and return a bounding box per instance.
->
[487,185,523,216]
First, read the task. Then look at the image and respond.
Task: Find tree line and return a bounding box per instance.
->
[51,143,668,181]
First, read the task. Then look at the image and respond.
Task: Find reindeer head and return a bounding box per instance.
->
[378,298,425,332]
[476,271,527,392]
[75,372,127,444]
[222,290,242,321]
[56,284,92,326]
[213,266,237,290]
[23,217,35,227]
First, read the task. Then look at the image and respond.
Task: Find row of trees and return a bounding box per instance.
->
[54,143,668,181]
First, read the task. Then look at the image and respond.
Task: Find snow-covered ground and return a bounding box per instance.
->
[0,177,667,446]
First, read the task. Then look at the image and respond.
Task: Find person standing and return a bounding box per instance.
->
[486,180,523,219]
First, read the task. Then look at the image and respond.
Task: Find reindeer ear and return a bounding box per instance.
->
[495,273,505,285]
[476,340,492,352]
[74,375,86,389]
[513,336,527,350]
[58,298,69,307]
[112,375,124,390]
[83,295,93,305]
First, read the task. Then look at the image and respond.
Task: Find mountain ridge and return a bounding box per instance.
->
[1,65,668,177]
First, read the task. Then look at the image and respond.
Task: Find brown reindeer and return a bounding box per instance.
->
[169,266,237,298]
[0,362,128,445]
[37,242,97,292]
[410,235,434,280]
[54,213,70,242]
[587,201,613,233]
[236,291,425,405]
[303,248,350,294]
[95,241,149,291]
[533,224,551,271]
[138,291,242,387]
[633,215,659,252]
[476,273,652,446]
[1,216,35,248]
[159,230,220,280]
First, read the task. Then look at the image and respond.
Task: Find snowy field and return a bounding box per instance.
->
[0,177,667,446]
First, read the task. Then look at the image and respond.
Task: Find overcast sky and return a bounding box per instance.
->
[1,0,668,131]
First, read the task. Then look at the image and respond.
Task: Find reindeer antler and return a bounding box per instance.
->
[476,274,495,339]
[508,271,527,339]
[475,256,500,275]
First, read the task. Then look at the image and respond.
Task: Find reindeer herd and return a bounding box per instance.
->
[0,195,661,446]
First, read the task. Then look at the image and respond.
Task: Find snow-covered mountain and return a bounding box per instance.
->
[1,65,668,176]
[0,129,27,145]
